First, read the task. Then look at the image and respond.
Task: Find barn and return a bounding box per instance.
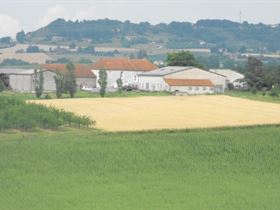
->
[41,64,96,89]
[2,64,96,93]
[138,66,228,94]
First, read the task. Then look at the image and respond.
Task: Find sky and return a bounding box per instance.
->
[1,0,280,38]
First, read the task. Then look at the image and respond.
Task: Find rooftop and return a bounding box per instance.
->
[139,66,192,76]
[0,69,34,74]
[92,58,157,71]
[210,69,244,82]
[41,64,96,78]
[164,78,214,87]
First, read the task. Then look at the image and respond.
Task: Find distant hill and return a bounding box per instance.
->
[27,18,280,53]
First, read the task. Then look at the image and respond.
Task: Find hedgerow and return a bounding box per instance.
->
[0,96,94,130]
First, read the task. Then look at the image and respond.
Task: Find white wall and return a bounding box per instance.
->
[165,68,228,92]
[9,70,96,93]
[9,74,33,93]
[92,69,142,89]
[169,86,214,95]
[76,78,96,89]
[138,76,169,91]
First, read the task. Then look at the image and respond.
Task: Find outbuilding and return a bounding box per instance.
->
[138,66,228,94]
[4,64,96,93]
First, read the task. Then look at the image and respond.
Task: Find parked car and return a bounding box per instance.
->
[81,86,94,92]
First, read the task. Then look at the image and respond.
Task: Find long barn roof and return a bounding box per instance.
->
[92,58,157,71]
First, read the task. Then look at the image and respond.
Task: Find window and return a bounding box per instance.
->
[196,87,199,90]
[189,87,192,90]
[203,87,206,90]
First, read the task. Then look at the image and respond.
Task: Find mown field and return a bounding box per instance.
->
[32,95,280,131]
[0,126,280,210]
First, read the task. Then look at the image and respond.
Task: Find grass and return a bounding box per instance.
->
[0,90,171,100]
[227,90,280,103]
[0,126,280,209]
[0,96,94,130]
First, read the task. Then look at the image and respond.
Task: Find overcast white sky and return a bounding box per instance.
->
[1,0,280,37]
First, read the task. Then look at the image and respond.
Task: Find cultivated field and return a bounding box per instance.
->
[32,95,280,131]
[1,126,280,209]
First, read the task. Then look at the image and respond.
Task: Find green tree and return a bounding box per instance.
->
[167,51,204,68]
[116,78,123,93]
[33,69,44,98]
[0,79,5,92]
[16,31,26,43]
[54,72,65,98]
[137,50,147,59]
[245,57,266,91]
[98,70,107,97]
[65,63,77,98]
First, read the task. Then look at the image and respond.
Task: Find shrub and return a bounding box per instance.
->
[0,96,95,130]
[44,93,52,99]
[251,86,257,94]
[270,88,279,98]
[0,79,5,92]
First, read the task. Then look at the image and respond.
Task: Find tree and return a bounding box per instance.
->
[0,79,5,92]
[69,42,76,49]
[65,63,77,98]
[245,57,266,91]
[137,50,147,59]
[167,51,204,68]
[16,31,26,43]
[98,70,107,97]
[54,72,65,98]
[26,45,40,53]
[116,78,123,93]
[33,69,44,98]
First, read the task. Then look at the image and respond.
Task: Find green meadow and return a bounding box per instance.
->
[1,126,280,210]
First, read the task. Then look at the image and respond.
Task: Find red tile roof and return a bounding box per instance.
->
[92,58,157,71]
[41,64,96,78]
[164,79,214,87]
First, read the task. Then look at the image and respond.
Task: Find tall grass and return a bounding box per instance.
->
[0,96,94,130]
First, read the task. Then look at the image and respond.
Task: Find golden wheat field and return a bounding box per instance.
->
[31,95,280,131]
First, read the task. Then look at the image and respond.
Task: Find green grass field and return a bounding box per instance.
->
[1,126,280,209]
[0,90,171,100]
[227,90,280,104]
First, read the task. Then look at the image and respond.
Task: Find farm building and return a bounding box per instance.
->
[210,69,247,89]
[1,64,95,93]
[92,58,157,89]
[138,66,228,94]
[41,64,96,89]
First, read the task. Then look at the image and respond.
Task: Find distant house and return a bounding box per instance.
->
[2,64,96,93]
[138,66,228,94]
[91,58,157,89]
[210,69,247,89]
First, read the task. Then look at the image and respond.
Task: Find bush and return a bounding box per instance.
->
[44,93,52,99]
[0,96,95,130]
[0,79,5,92]
[251,86,257,94]
[270,88,279,98]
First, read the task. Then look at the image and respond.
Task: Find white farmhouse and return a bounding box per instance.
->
[138,66,228,94]
[91,58,157,89]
